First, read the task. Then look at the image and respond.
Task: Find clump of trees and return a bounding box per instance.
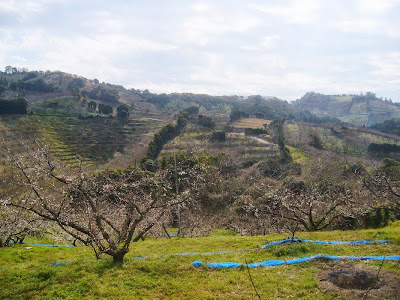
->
[197,114,215,128]
[309,134,324,150]
[117,104,130,119]
[371,118,400,136]
[0,98,28,114]
[98,103,113,115]
[211,131,226,142]
[272,119,293,163]
[87,86,119,103]
[230,109,249,122]
[244,128,268,135]
[87,100,97,111]
[9,78,56,93]
[142,110,192,164]
[367,143,400,155]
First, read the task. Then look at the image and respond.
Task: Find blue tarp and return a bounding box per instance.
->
[50,262,71,266]
[286,256,313,264]
[207,262,242,269]
[133,256,146,260]
[249,260,285,268]
[192,254,400,269]
[261,238,389,249]
[22,242,74,248]
[192,261,203,267]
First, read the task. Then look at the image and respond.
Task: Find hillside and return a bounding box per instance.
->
[2,68,400,300]
[293,92,400,126]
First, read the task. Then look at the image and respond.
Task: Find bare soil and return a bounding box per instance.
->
[317,261,400,299]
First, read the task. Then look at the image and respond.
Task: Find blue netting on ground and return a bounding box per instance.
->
[22,242,74,248]
[192,255,400,269]
[261,238,389,249]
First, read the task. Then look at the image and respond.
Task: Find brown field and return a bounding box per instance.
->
[230,118,272,129]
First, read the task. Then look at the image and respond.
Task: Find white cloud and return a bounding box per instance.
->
[192,3,211,13]
[355,0,400,14]
[251,0,321,24]
[0,1,399,101]
[241,35,281,51]
[181,5,262,46]
[368,52,400,78]
[333,19,400,37]
[0,0,61,21]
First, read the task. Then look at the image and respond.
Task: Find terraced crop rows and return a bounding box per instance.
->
[0,115,150,169]
[161,129,278,163]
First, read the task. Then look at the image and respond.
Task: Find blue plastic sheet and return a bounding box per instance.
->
[192,254,400,269]
[249,260,285,268]
[208,262,242,269]
[50,262,71,266]
[286,256,313,264]
[192,261,203,267]
[261,238,389,249]
[22,242,74,248]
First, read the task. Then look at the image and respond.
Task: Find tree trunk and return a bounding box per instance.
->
[112,250,127,264]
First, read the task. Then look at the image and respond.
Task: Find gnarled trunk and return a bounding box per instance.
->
[110,248,128,264]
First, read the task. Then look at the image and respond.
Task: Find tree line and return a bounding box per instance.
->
[0,98,28,114]
[142,108,198,166]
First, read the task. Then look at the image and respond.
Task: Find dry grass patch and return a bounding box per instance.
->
[231,118,271,129]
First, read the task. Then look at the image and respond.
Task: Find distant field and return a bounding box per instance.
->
[339,114,369,127]
[231,118,271,129]
[333,96,353,103]
[1,224,399,299]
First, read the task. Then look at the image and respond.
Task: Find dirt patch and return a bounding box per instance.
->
[317,261,400,299]
[328,269,381,290]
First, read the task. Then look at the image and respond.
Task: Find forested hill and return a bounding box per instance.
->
[293,91,400,127]
[2,67,397,127]
[0,67,342,124]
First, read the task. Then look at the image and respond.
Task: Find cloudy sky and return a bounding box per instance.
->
[0,0,399,101]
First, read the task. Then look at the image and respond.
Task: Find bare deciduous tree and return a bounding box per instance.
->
[0,206,42,247]
[1,140,189,263]
[361,159,400,216]
[267,179,358,231]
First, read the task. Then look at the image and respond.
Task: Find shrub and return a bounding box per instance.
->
[211,131,226,142]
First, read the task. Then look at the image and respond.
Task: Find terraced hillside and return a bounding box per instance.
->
[285,122,400,157]
[294,92,400,126]
[159,116,278,166]
[0,113,166,170]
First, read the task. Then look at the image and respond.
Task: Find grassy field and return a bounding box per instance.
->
[1,224,400,299]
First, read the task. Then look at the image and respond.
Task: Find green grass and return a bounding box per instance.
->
[1,225,399,299]
[287,146,310,164]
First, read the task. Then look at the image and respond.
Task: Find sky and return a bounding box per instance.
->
[0,0,399,101]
